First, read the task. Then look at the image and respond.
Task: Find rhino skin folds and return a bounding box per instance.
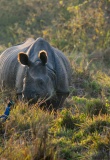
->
[0,37,71,110]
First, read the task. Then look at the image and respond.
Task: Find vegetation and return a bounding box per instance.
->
[0,0,110,159]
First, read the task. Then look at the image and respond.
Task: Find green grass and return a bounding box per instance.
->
[0,99,109,160]
[0,0,110,159]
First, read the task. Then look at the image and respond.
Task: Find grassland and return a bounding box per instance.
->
[0,0,110,159]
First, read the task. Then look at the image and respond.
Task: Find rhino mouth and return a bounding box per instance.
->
[28,95,39,105]
[27,94,53,106]
[21,90,55,106]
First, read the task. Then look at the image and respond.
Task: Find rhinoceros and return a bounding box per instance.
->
[0,37,71,109]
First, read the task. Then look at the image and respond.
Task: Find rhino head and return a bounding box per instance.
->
[18,50,56,104]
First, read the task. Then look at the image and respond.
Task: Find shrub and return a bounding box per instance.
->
[86,99,107,117]
[58,109,81,130]
[84,120,110,134]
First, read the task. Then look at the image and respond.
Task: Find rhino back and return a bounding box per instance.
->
[52,47,71,94]
[0,38,35,90]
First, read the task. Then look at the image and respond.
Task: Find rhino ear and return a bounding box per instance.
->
[38,50,48,65]
[18,52,30,66]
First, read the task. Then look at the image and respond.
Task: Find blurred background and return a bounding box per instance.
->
[0,0,109,55]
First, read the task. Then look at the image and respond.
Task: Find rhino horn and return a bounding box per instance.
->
[38,50,48,65]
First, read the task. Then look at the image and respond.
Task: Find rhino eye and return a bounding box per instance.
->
[39,81,43,86]
[37,79,44,86]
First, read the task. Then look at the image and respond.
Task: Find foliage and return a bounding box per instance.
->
[0,0,110,53]
[0,0,110,160]
[0,98,110,159]
[86,98,108,117]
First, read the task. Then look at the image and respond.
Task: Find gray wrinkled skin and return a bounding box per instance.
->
[0,37,71,110]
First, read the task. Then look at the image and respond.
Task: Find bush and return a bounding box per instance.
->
[58,109,81,130]
[86,99,107,117]
[84,120,110,134]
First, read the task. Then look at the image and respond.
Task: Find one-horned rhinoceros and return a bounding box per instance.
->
[0,37,71,109]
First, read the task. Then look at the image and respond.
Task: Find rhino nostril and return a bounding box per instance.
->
[36,94,40,98]
[30,91,37,98]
